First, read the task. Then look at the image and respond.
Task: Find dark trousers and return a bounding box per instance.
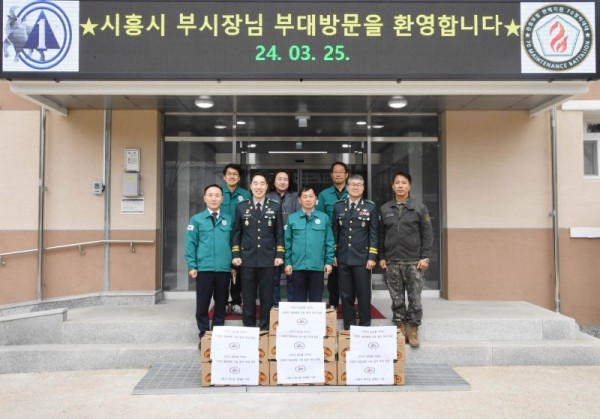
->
[327,266,340,307]
[293,270,325,303]
[338,264,372,329]
[228,267,242,306]
[241,267,274,330]
[273,266,294,307]
[195,271,230,337]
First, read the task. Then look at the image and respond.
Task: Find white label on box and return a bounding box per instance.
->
[278,302,326,336]
[210,326,259,361]
[350,325,397,359]
[277,358,325,384]
[275,333,323,362]
[346,352,394,385]
[211,359,259,386]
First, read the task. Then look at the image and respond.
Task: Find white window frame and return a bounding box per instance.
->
[584,122,600,179]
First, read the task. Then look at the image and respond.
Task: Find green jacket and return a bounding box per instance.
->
[185,209,233,272]
[316,184,348,219]
[221,183,251,221]
[285,209,335,271]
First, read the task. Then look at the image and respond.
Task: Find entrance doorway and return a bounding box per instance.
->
[162,107,440,295]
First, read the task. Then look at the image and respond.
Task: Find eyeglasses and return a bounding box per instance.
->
[348,183,364,187]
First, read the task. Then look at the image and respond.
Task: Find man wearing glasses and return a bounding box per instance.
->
[316,162,349,311]
[333,174,379,329]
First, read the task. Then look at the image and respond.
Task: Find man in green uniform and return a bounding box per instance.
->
[316,161,349,311]
[221,164,251,316]
[379,171,433,348]
[285,186,335,302]
[232,172,285,330]
[185,184,233,347]
[333,174,379,329]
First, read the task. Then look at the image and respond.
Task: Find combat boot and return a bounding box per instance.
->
[398,322,409,343]
[408,324,420,348]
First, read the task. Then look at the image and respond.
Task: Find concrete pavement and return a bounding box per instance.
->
[1,366,599,418]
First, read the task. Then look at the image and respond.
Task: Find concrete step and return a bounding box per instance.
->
[2,299,598,372]
[1,334,599,373]
[0,343,199,373]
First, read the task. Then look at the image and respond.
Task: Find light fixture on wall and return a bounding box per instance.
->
[295,115,310,127]
[195,95,214,109]
[388,96,408,109]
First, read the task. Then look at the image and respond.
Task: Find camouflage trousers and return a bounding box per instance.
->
[384,261,424,326]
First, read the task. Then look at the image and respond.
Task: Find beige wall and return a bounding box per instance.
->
[554,109,600,324]
[0,101,161,302]
[0,103,40,303]
[442,111,555,309]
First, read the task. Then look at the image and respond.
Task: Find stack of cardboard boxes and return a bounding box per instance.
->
[199,331,270,387]
[268,307,338,385]
[336,329,406,385]
[199,309,405,387]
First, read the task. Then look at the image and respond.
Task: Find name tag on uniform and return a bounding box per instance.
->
[384,213,395,218]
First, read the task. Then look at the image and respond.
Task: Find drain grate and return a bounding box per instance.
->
[133,363,470,394]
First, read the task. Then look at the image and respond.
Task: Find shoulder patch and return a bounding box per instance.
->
[187,225,194,231]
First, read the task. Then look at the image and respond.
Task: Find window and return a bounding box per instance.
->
[584,123,600,177]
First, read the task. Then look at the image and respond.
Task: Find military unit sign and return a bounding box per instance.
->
[1,0,598,79]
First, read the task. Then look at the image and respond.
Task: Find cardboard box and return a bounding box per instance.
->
[337,329,406,362]
[267,335,336,362]
[337,361,404,386]
[269,308,337,337]
[201,361,270,387]
[269,361,337,386]
[200,331,269,363]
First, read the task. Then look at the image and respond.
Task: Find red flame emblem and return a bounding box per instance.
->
[549,21,568,53]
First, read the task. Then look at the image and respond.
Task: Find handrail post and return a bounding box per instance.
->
[37,107,47,301]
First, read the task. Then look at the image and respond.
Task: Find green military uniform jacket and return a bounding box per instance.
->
[185,209,233,272]
[316,184,348,219]
[333,198,379,265]
[379,197,433,262]
[231,198,285,267]
[284,209,335,271]
[221,183,251,221]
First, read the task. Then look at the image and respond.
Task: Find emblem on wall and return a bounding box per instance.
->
[2,0,79,71]
[521,2,595,73]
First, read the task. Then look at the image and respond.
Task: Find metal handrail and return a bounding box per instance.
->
[0,239,155,266]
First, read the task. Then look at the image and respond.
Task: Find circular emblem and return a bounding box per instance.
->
[6,1,74,70]
[237,196,244,202]
[523,4,594,71]
[294,342,305,350]
[368,342,380,350]
[229,367,241,375]
[221,219,227,225]
[295,365,307,373]
[296,318,308,325]
[229,342,240,350]
[364,367,376,375]
[315,219,321,225]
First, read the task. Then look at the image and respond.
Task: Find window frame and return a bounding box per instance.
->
[583,122,600,179]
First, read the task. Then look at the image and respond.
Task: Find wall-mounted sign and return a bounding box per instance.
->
[1,1,598,80]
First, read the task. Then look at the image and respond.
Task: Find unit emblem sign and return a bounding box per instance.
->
[1,0,597,79]
[2,0,79,71]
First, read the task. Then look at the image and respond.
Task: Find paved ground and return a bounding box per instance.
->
[1,366,599,418]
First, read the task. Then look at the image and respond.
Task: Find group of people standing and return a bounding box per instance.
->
[185,162,433,349]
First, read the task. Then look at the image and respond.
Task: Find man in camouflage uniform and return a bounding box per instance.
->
[379,171,433,347]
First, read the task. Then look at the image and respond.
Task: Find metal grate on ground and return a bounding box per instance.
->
[133,363,470,395]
